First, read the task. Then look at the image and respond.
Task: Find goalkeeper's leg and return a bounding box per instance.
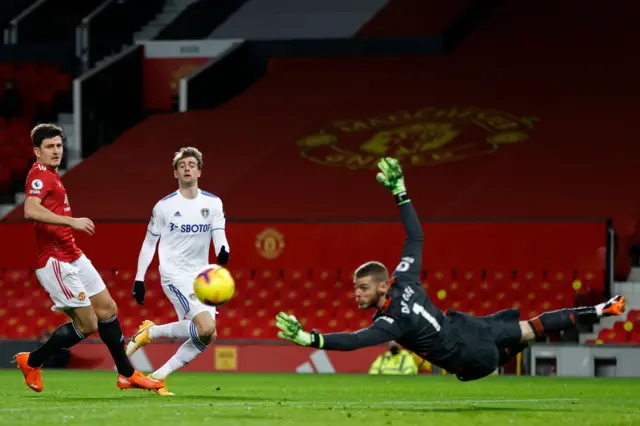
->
[521,295,625,341]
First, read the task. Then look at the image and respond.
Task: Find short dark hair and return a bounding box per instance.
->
[31,123,64,147]
[354,261,389,283]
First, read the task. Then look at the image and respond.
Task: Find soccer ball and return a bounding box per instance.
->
[193,264,235,307]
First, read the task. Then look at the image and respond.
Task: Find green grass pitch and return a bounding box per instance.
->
[1,370,639,425]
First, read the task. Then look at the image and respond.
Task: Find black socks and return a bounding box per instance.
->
[28,322,85,368]
[528,307,598,338]
[98,316,135,378]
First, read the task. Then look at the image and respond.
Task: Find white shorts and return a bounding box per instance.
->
[35,254,107,311]
[162,280,217,322]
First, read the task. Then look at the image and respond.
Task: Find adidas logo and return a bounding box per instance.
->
[174,211,181,217]
[295,350,336,374]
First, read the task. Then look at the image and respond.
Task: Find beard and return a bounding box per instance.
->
[362,290,385,309]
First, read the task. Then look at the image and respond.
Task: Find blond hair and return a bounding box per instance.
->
[172,147,203,170]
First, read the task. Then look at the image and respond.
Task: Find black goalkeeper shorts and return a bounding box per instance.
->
[445,308,523,382]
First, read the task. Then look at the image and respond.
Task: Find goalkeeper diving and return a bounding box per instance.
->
[275,157,626,381]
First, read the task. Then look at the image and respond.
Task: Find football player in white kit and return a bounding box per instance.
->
[126,147,230,395]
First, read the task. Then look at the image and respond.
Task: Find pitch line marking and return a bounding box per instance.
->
[0,398,580,413]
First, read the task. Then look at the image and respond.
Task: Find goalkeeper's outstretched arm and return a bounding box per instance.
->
[277,313,404,351]
[314,318,402,351]
[394,201,424,282]
[377,157,423,282]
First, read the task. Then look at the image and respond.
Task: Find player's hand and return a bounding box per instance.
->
[132,280,145,305]
[275,312,323,348]
[376,157,407,196]
[70,217,95,235]
[217,245,229,266]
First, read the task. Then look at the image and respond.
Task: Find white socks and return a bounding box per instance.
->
[595,302,605,317]
[151,340,203,380]
[148,320,210,380]
[149,320,191,339]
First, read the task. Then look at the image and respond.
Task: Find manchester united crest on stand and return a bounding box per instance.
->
[297,106,538,170]
[256,228,285,260]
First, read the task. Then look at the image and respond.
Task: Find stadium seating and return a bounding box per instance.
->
[583,313,640,345]
[0,62,72,198]
[0,266,607,340]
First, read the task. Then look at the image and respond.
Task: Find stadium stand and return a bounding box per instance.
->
[0,62,72,199]
[0,266,607,340]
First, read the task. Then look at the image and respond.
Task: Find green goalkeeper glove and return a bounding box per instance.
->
[376,157,410,204]
[275,312,323,348]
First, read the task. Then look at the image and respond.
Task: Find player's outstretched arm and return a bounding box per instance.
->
[24,197,95,234]
[376,158,423,281]
[275,312,402,351]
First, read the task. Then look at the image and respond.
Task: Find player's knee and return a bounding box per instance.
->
[194,318,216,340]
[200,327,217,345]
[71,306,99,336]
[75,317,99,336]
[94,299,118,321]
[197,323,216,339]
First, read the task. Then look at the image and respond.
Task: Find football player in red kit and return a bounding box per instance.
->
[13,123,163,393]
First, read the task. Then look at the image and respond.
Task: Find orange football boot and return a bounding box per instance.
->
[147,375,175,396]
[13,352,43,392]
[117,370,164,390]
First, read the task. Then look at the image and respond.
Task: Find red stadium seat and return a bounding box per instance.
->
[485,269,513,287]
[426,269,453,303]
[627,309,640,323]
[629,330,640,344]
[597,328,628,344]
[546,269,575,284]
[458,269,483,287]
[0,61,73,207]
[575,270,605,291]
[232,268,252,282]
[252,269,277,290]
[311,268,340,284]
[282,268,308,285]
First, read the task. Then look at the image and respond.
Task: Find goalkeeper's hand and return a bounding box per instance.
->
[275,312,323,348]
[376,157,407,197]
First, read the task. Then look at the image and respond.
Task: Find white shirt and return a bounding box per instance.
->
[137,189,228,286]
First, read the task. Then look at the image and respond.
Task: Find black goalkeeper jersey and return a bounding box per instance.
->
[320,201,462,371]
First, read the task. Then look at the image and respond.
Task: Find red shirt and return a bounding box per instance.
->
[25,162,82,269]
